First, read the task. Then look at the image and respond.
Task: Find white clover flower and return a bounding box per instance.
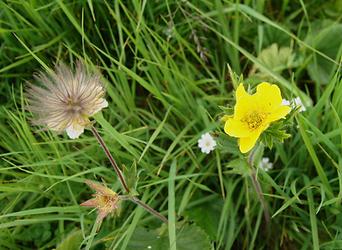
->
[26,62,108,139]
[258,157,273,172]
[198,132,216,154]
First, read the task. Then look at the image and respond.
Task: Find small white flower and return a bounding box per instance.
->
[198,132,216,154]
[258,157,273,172]
[282,99,290,106]
[164,27,173,39]
[293,97,306,112]
[282,97,306,112]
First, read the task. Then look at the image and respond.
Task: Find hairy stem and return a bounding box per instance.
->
[91,126,130,193]
[121,196,168,223]
[91,126,167,223]
[250,170,270,226]
[247,147,270,226]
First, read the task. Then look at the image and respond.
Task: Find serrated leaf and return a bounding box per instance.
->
[263,133,273,149]
[125,227,168,250]
[226,158,251,176]
[261,121,291,149]
[123,161,139,196]
[126,224,211,250]
[251,43,299,77]
[185,197,222,240]
[176,224,211,250]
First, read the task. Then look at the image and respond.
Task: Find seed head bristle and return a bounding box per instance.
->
[26,61,108,138]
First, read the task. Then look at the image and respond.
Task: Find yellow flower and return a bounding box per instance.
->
[224,82,291,153]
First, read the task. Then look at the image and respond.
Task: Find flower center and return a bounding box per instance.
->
[66,99,83,114]
[97,194,118,209]
[241,111,266,130]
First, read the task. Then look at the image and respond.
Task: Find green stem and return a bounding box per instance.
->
[249,169,270,226]
[247,147,270,226]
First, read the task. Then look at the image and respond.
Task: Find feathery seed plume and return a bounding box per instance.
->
[26,61,108,139]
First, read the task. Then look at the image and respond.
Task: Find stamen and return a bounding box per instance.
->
[242,112,266,130]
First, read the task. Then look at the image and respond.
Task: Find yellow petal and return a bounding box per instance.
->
[238,131,261,153]
[266,105,291,123]
[234,84,256,118]
[224,118,251,137]
[236,83,249,99]
[255,82,283,111]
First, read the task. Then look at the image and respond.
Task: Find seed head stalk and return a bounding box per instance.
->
[91,126,130,193]
[91,126,168,223]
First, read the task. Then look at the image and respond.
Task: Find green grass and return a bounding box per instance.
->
[1,0,342,249]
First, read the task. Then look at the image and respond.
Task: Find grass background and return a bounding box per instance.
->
[0,0,342,249]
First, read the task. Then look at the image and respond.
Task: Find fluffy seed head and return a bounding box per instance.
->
[26,62,108,139]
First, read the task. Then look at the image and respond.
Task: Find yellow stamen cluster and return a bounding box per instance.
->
[241,112,266,130]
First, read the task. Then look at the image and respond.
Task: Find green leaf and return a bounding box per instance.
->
[55,230,83,250]
[261,121,291,150]
[126,227,169,249]
[123,161,139,196]
[185,197,222,240]
[168,160,177,250]
[126,224,211,250]
[225,158,251,176]
[176,224,212,250]
[307,23,342,85]
[251,43,299,78]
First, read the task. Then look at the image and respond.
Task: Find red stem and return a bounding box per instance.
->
[91,126,130,193]
[129,196,168,223]
[91,126,167,223]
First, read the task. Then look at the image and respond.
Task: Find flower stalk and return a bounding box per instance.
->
[26,61,167,224]
[91,126,130,193]
[250,169,270,225]
[90,125,168,223]
[247,147,270,226]
[123,196,168,223]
